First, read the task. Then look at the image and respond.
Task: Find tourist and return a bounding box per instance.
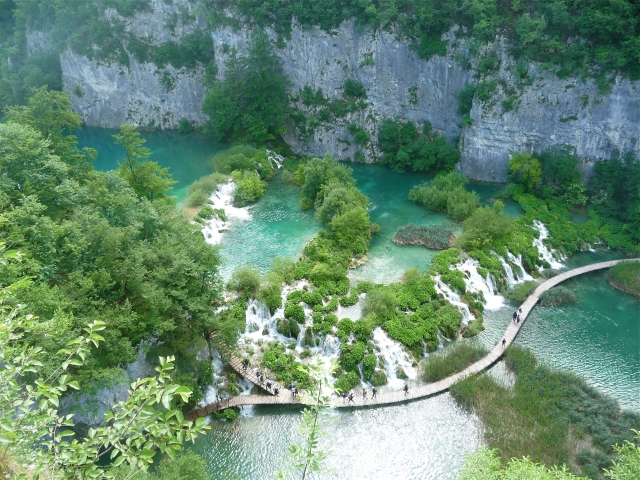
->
[216,395,222,407]
[403,384,409,395]
[363,388,367,399]
[291,387,296,398]
[348,392,354,404]
[502,338,506,348]
[266,381,272,390]
[259,375,265,384]
[342,392,348,402]
[242,358,249,370]
[372,387,377,398]
[274,387,279,396]
[512,310,517,322]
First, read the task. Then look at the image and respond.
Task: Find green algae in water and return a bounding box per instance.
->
[77,127,228,202]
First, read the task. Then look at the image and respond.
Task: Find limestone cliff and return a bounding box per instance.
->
[57,1,640,182]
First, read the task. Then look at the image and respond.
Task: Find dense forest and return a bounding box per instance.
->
[1,0,639,478]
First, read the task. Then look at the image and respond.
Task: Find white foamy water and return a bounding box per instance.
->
[506,252,534,282]
[372,327,417,390]
[201,182,252,245]
[456,258,504,311]
[434,276,473,324]
[532,220,565,270]
[267,149,284,170]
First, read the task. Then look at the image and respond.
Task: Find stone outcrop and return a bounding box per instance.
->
[56,1,640,181]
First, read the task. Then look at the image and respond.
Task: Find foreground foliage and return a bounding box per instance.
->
[451,345,640,479]
[1,88,225,401]
[0,272,209,479]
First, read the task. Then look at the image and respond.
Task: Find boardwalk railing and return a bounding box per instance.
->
[186,259,638,420]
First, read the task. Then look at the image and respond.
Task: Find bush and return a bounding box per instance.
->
[197,205,215,220]
[456,203,515,251]
[284,303,305,323]
[502,280,538,302]
[378,119,460,173]
[409,171,479,221]
[186,172,228,207]
[231,170,266,206]
[227,265,261,297]
[343,79,367,98]
[276,318,300,339]
[371,370,388,386]
[362,289,397,322]
[606,262,640,297]
[259,272,283,313]
[334,371,360,393]
[339,342,366,372]
[539,286,576,306]
[392,223,454,249]
[224,408,238,420]
[362,354,377,379]
[423,342,488,382]
[269,257,296,284]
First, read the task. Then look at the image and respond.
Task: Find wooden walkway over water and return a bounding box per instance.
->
[186,259,638,421]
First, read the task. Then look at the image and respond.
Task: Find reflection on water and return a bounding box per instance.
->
[77,127,227,202]
[190,395,483,480]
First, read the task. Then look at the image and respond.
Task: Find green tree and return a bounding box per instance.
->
[456,203,514,250]
[0,276,209,478]
[202,30,288,143]
[508,151,543,192]
[113,124,176,200]
[299,154,354,208]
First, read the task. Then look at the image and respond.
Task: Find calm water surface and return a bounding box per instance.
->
[77,128,638,477]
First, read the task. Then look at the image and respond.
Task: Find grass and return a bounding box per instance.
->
[392,223,454,249]
[422,342,488,382]
[606,262,640,298]
[450,345,640,479]
[502,280,538,302]
[540,286,576,306]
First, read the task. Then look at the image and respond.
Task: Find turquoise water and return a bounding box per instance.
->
[76,127,227,202]
[190,395,483,480]
[76,127,638,477]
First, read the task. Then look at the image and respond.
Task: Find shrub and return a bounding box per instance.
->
[227,265,261,297]
[276,318,300,339]
[231,170,267,206]
[378,119,460,173]
[259,272,283,313]
[539,286,576,306]
[362,288,397,322]
[270,257,296,284]
[343,79,367,98]
[362,354,377,379]
[284,303,305,323]
[301,290,323,307]
[334,371,359,393]
[422,342,488,382]
[186,172,228,207]
[502,280,538,302]
[409,171,479,221]
[456,204,515,251]
[339,342,366,372]
[371,370,388,386]
[392,223,454,249]
[606,262,640,297]
[224,408,238,420]
[197,205,215,220]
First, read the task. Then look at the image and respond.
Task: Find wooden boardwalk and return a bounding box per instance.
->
[186,259,638,421]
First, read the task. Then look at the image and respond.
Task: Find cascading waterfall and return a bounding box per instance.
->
[267,149,284,170]
[456,258,504,311]
[433,276,473,323]
[201,181,252,245]
[498,255,518,288]
[372,327,417,389]
[506,252,534,281]
[532,220,565,270]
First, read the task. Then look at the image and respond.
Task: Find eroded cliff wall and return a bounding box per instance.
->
[57,1,640,182]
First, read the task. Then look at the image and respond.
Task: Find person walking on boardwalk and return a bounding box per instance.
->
[274,387,279,396]
[216,395,222,407]
[403,384,409,395]
[266,380,272,390]
[372,386,377,398]
[348,392,354,404]
[502,338,506,348]
[512,310,517,322]
[363,388,367,400]
[242,358,249,370]
[342,392,348,402]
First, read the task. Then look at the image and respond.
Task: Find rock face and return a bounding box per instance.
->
[58,4,640,181]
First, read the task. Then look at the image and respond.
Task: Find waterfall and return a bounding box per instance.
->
[372,327,417,389]
[456,258,504,311]
[532,220,565,270]
[433,276,473,324]
[498,255,518,288]
[267,149,284,170]
[201,181,252,246]
[506,252,534,281]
